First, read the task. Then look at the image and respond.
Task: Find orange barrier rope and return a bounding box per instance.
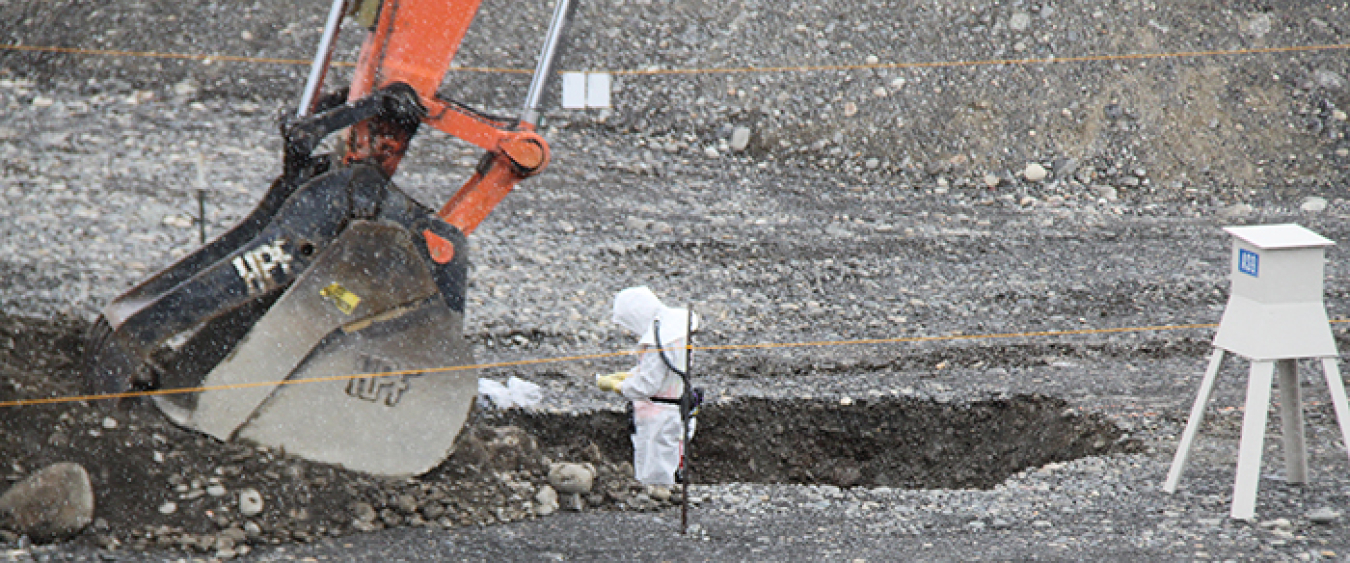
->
[2,42,1347,76]
[0,320,1234,409]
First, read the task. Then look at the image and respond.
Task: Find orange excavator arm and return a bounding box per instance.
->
[338,0,563,235]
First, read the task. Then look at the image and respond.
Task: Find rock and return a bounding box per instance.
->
[1314,69,1346,91]
[534,485,559,516]
[1259,517,1292,530]
[1023,163,1048,182]
[1307,508,1341,524]
[1300,196,1328,212]
[1218,203,1254,219]
[1244,13,1272,38]
[1008,12,1032,32]
[158,502,177,515]
[207,484,228,498]
[548,463,596,495]
[729,126,752,152]
[1093,185,1118,202]
[173,80,199,98]
[351,502,377,523]
[561,493,586,512]
[395,494,418,515]
[238,488,264,517]
[219,527,247,544]
[0,463,95,542]
[1053,157,1079,179]
[464,426,543,472]
[101,417,118,430]
[983,173,1001,188]
[647,486,671,502]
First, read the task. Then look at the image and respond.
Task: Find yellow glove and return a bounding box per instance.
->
[595,372,631,393]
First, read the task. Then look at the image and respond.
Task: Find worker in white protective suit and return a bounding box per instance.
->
[596,286,698,485]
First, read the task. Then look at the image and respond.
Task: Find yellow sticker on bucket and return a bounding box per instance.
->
[320,282,361,315]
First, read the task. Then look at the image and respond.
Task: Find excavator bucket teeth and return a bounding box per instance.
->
[84,163,478,476]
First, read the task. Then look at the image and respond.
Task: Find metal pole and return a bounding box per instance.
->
[298,0,349,117]
[680,307,694,535]
[195,153,207,244]
[520,0,577,127]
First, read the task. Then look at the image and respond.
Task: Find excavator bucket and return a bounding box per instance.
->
[86,158,478,476]
[82,0,572,477]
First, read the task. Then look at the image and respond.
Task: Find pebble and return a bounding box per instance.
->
[239,488,264,517]
[1093,185,1119,202]
[1314,69,1346,90]
[158,502,177,515]
[1307,507,1340,524]
[535,485,559,516]
[1218,203,1254,219]
[1023,163,1048,182]
[1300,196,1328,212]
[729,126,752,152]
[1259,518,1293,530]
[1008,12,1032,32]
[207,484,228,497]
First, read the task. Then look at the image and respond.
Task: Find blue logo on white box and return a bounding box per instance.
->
[1238,248,1259,277]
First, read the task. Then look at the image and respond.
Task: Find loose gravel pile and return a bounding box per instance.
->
[4,0,1350,560]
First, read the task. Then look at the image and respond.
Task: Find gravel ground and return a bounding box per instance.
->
[4,0,1350,560]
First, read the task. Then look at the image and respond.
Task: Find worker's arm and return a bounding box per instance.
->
[620,341,686,401]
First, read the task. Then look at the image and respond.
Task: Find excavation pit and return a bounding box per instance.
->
[494,394,1140,490]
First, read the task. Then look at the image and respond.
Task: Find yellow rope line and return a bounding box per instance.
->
[0,320,1233,409]
[605,43,1350,75]
[2,42,1347,76]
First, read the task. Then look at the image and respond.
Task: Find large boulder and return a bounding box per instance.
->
[0,462,95,542]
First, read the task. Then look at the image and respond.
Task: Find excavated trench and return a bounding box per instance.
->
[496,394,1140,491]
[1,313,1137,497]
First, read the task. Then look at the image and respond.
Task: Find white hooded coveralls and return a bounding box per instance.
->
[612,286,695,485]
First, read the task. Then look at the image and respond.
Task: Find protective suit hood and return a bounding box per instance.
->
[612,286,698,347]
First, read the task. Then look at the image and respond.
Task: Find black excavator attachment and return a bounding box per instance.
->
[82,86,477,476]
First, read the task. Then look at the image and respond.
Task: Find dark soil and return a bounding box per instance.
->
[0,312,1137,554]
[504,395,1139,490]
